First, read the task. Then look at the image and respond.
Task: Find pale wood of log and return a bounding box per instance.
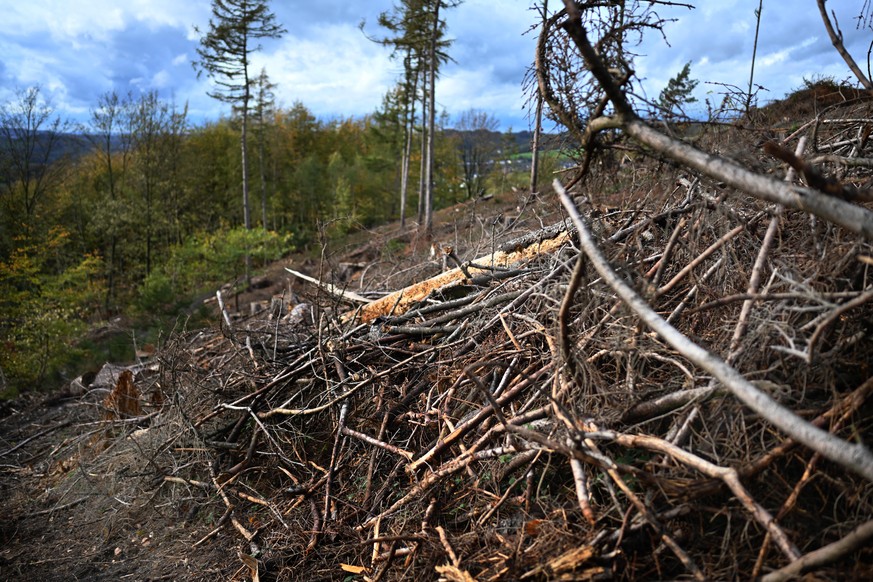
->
[346,230,573,323]
[285,267,373,304]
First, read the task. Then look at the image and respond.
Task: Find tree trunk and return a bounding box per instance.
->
[530,96,543,195]
[259,114,268,231]
[105,131,117,311]
[530,0,548,196]
[400,63,419,231]
[241,29,252,285]
[400,109,411,230]
[145,183,152,277]
[423,1,440,237]
[417,70,428,226]
[106,238,116,312]
[241,108,251,231]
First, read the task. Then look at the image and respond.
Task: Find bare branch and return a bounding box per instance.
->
[761,519,873,582]
[817,0,873,90]
[555,178,873,483]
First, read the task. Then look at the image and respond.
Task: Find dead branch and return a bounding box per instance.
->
[349,228,572,323]
[285,267,373,304]
[816,0,873,90]
[761,519,873,582]
[556,178,873,482]
[555,5,873,239]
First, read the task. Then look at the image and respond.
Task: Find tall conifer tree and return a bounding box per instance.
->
[373,0,460,235]
[194,0,285,240]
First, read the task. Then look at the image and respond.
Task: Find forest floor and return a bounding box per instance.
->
[3,84,873,581]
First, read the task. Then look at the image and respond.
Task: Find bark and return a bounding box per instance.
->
[417,69,427,226]
[400,61,419,230]
[530,0,548,195]
[423,1,440,236]
[349,228,572,323]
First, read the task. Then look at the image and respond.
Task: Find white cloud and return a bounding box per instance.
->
[0,0,204,43]
[438,68,529,127]
[252,24,394,118]
[731,20,751,34]
[152,70,171,88]
[129,0,209,30]
[760,48,791,68]
[6,1,126,41]
[2,0,870,130]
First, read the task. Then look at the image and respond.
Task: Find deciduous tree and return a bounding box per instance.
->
[0,86,72,248]
[455,108,500,199]
[88,90,133,308]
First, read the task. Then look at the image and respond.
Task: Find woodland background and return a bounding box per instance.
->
[0,86,557,396]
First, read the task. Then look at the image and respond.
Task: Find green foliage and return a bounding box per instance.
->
[658,61,699,119]
[1,84,545,394]
[0,228,104,395]
[141,226,292,310]
[137,270,177,314]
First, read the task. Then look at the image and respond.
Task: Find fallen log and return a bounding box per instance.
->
[345,228,573,323]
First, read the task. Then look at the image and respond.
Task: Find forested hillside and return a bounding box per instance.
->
[0,88,544,396]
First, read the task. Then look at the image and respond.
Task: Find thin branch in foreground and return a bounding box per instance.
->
[816,0,873,90]
[557,7,873,239]
[587,425,800,562]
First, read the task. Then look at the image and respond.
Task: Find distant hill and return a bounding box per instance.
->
[442,128,569,156]
[0,131,90,168]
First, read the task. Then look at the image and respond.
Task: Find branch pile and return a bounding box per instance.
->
[50,130,873,580]
[16,109,873,581]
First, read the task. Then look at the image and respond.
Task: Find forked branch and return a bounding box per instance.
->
[554,1,873,239]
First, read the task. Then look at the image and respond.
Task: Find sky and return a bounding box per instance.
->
[0,1,870,132]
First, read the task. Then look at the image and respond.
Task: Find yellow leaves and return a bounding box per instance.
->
[0,226,105,392]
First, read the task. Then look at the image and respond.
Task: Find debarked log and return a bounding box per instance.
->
[345,228,573,324]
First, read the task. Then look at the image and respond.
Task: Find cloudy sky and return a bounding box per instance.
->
[0,1,869,131]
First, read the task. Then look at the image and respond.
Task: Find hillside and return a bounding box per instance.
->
[2,86,873,581]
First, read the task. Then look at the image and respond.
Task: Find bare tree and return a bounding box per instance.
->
[454,109,500,199]
[0,86,72,242]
